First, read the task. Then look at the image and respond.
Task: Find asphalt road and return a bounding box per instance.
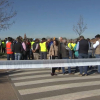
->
[8,68,100,100]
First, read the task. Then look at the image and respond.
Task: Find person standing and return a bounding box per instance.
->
[22,39,27,60]
[93,34,100,74]
[62,39,72,74]
[49,39,58,76]
[71,40,76,58]
[30,39,35,59]
[68,39,73,59]
[87,38,93,58]
[1,40,6,53]
[6,37,14,60]
[0,38,1,52]
[76,36,89,76]
[26,39,31,60]
[13,38,23,60]
[58,37,72,74]
[74,38,80,72]
[58,37,63,72]
[32,39,40,60]
[47,38,53,52]
[39,38,48,59]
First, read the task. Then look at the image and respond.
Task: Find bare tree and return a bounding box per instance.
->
[73,15,87,36]
[0,0,17,31]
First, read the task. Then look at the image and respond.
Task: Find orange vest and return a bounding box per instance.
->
[6,42,13,54]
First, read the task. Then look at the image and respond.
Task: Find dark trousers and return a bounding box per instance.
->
[22,54,27,60]
[40,52,47,59]
[27,51,30,60]
[2,48,5,53]
[30,49,33,59]
[50,56,57,73]
[7,54,14,60]
[78,53,88,74]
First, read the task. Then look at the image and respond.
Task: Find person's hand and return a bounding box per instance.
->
[32,50,35,53]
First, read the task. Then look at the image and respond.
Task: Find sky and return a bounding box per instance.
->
[1,0,100,39]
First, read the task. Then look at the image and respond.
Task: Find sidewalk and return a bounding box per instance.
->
[0,70,18,100]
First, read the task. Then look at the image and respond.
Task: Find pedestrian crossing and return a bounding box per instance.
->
[8,68,100,100]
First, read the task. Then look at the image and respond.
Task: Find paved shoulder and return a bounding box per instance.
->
[0,70,18,100]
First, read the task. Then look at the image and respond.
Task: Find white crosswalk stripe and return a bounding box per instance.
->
[9,69,100,100]
[9,70,51,76]
[35,89,100,100]
[19,81,100,95]
[14,75,100,86]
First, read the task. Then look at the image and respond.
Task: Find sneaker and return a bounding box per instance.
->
[54,73,57,76]
[78,74,83,76]
[84,74,88,76]
[51,73,57,76]
[51,73,54,76]
[69,73,74,75]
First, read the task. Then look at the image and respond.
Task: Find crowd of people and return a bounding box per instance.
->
[0,34,100,76]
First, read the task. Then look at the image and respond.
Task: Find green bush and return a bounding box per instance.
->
[0,52,4,56]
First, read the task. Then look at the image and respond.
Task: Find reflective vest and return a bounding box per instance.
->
[68,43,73,50]
[31,41,35,49]
[71,43,76,49]
[39,42,47,52]
[2,42,6,48]
[6,42,13,54]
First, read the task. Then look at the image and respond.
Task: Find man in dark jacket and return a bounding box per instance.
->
[32,39,40,60]
[76,36,89,76]
[13,38,23,60]
[58,37,72,74]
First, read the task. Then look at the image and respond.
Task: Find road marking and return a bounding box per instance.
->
[34,89,100,100]
[19,80,100,95]
[14,75,100,86]
[9,70,51,76]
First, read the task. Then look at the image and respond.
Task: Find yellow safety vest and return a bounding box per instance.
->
[68,43,73,50]
[2,41,6,48]
[31,41,35,49]
[39,42,47,52]
[71,43,76,49]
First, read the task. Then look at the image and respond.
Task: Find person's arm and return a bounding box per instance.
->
[13,44,15,52]
[11,43,14,52]
[35,44,39,50]
[76,42,79,51]
[93,41,99,48]
[33,44,39,53]
[21,43,24,52]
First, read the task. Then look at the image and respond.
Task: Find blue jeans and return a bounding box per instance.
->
[30,49,33,59]
[7,54,14,60]
[62,57,71,74]
[95,54,100,73]
[69,50,72,59]
[88,52,92,58]
[15,53,22,60]
[78,53,88,74]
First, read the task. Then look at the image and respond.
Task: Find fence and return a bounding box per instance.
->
[0,58,99,69]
